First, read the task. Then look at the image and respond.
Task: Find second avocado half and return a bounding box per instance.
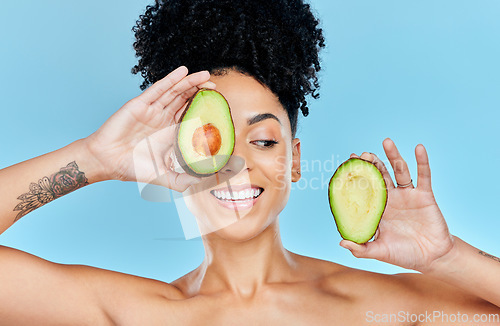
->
[175,88,235,177]
[328,158,388,244]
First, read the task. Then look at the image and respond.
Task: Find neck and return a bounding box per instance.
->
[195,217,299,298]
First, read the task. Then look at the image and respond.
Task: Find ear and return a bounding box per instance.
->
[291,138,301,182]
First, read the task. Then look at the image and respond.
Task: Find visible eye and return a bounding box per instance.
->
[251,140,278,148]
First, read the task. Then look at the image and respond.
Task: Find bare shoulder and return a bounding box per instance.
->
[69,263,184,300]
[67,264,187,324]
[393,273,499,312]
[0,245,185,325]
[305,258,422,306]
[318,263,499,314]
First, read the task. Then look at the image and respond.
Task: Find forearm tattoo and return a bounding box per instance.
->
[479,250,500,263]
[13,161,88,221]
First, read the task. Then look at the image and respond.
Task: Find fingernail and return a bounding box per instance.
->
[175,66,188,73]
[205,81,216,88]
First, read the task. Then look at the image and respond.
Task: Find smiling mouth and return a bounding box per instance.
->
[210,186,264,202]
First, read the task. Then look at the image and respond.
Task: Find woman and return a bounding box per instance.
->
[1,0,499,324]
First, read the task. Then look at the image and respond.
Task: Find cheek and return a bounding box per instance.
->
[264,153,292,217]
[273,148,293,173]
[183,192,203,216]
[183,188,249,234]
[259,149,293,192]
[183,191,220,233]
[183,186,213,219]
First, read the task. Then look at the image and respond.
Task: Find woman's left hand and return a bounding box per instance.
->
[339,138,455,272]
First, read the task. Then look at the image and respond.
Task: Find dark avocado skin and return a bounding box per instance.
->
[174,88,235,177]
[327,157,388,244]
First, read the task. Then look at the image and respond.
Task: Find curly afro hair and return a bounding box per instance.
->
[131,0,325,136]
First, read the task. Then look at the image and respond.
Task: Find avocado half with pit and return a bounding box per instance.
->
[328,158,388,244]
[175,88,235,177]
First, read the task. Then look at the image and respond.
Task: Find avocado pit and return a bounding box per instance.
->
[192,123,222,157]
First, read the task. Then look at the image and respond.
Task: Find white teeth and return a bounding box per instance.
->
[213,188,263,200]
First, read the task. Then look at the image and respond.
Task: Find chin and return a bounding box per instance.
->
[202,214,273,242]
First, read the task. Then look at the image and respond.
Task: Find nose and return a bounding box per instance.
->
[220,153,246,175]
[220,138,251,176]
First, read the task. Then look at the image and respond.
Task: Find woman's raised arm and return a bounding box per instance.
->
[0,66,214,235]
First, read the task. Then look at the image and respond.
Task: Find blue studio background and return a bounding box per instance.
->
[1,0,499,281]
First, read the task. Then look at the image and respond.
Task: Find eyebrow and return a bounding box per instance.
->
[247,113,281,126]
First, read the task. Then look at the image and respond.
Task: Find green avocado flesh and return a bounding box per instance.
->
[328,158,387,244]
[176,89,235,176]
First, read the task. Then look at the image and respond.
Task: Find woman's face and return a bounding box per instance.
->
[183,70,301,241]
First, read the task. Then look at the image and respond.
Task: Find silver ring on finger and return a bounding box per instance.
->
[397,179,413,188]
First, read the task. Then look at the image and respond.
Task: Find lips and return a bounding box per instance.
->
[210,185,264,210]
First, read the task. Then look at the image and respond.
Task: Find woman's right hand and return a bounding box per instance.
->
[84,66,214,192]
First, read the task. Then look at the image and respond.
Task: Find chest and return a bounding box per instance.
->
[178,290,376,326]
[113,287,420,326]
